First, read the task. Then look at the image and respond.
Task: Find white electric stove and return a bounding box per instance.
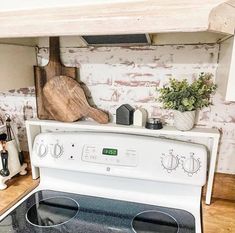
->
[0,131,207,233]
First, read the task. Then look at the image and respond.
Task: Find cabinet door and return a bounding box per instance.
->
[0,44,36,91]
[217,36,235,101]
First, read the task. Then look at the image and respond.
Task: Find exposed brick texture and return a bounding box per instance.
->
[0,44,235,174]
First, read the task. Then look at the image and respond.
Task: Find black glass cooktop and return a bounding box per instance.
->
[0,190,195,233]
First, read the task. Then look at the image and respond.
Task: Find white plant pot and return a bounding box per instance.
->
[174,110,196,131]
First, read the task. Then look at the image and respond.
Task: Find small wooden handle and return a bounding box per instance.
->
[49,37,61,64]
[87,107,109,124]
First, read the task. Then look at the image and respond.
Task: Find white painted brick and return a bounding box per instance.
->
[2,43,235,173]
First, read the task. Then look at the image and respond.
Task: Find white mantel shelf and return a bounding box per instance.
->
[26,119,220,205]
[0,0,234,38]
[26,119,220,138]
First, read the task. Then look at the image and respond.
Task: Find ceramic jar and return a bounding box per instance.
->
[174,110,196,131]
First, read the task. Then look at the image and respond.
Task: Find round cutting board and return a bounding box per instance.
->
[43,76,109,123]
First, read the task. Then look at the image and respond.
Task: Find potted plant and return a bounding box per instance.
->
[158,73,217,131]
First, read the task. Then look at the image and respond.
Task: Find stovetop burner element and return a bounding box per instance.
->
[132,211,178,233]
[26,197,79,227]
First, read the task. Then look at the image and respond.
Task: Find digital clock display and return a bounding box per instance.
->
[102,148,118,156]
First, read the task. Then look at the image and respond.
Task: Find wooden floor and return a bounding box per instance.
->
[0,173,234,232]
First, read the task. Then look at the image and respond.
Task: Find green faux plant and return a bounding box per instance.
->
[158,73,217,112]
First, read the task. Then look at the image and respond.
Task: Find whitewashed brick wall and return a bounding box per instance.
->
[0,88,36,151]
[1,44,235,174]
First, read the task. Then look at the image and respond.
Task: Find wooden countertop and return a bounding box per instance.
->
[0,174,234,233]
[0,172,39,216]
[202,199,235,233]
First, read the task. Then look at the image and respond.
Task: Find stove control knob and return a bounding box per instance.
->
[183,156,200,174]
[51,144,63,158]
[161,153,179,171]
[37,144,48,158]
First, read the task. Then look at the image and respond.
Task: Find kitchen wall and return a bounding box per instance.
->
[0,44,36,91]
[0,43,235,174]
[0,88,36,151]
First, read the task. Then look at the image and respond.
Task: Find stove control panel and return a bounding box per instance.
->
[32,132,208,186]
[161,151,201,176]
[161,150,179,171]
[36,143,48,158]
[82,145,138,167]
[182,153,201,175]
[51,143,64,158]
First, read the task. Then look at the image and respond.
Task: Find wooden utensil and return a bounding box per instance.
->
[43,75,109,124]
[34,37,77,119]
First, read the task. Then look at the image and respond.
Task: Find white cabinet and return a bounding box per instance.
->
[216,36,235,101]
[0,44,36,91]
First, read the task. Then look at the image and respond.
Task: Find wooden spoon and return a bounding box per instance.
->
[43,75,109,124]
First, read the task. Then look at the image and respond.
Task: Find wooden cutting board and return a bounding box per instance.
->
[43,76,109,123]
[34,37,77,119]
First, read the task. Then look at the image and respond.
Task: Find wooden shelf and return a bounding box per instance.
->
[26,119,220,138]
